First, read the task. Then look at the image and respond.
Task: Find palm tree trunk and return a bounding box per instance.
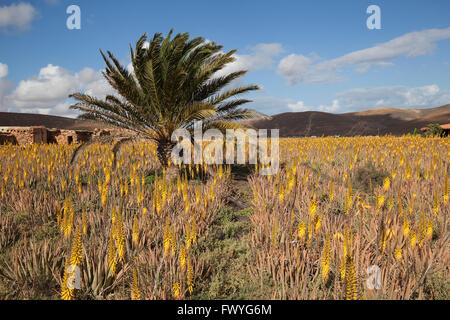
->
[156,141,181,179]
[156,141,176,167]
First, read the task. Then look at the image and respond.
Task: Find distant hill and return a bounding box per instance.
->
[0,104,449,136]
[246,104,450,136]
[0,112,107,130]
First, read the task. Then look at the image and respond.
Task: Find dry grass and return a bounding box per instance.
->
[248,136,449,299]
[0,142,230,299]
[0,135,448,300]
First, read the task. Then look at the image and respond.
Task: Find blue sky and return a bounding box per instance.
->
[0,0,450,117]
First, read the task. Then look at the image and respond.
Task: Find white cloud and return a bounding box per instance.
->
[287,100,313,112]
[277,27,450,85]
[247,96,341,115]
[336,84,450,109]
[0,78,15,111]
[318,99,340,112]
[277,53,341,84]
[77,67,113,98]
[354,61,394,74]
[0,63,8,78]
[263,84,449,116]
[214,43,283,78]
[4,64,115,116]
[246,96,292,115]
[288,99,341,113]
[9,65,74,107]
[0,2,37,31]
[277,54,321,84]
[126,62,134,74]
[0,62,14,111]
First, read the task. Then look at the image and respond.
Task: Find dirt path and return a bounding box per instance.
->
[193,166,261,299]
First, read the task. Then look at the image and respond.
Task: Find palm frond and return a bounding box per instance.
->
[69,30,264,166]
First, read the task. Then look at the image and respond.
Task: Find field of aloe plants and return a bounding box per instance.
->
[0,135,448,300]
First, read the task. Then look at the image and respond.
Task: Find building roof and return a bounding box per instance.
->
[420,123,450,131]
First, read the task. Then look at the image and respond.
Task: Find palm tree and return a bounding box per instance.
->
[69,30,264,167]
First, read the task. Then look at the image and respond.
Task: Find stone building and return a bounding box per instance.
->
[47,129,93,144]
[420,123,450,137]
[0,126,98,145]
[0,126,48,145]
[0,125,131,145]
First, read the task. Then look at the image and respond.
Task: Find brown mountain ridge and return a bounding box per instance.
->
[0,104,449,136]
[247,104,450,136]
[0,112,108,131]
